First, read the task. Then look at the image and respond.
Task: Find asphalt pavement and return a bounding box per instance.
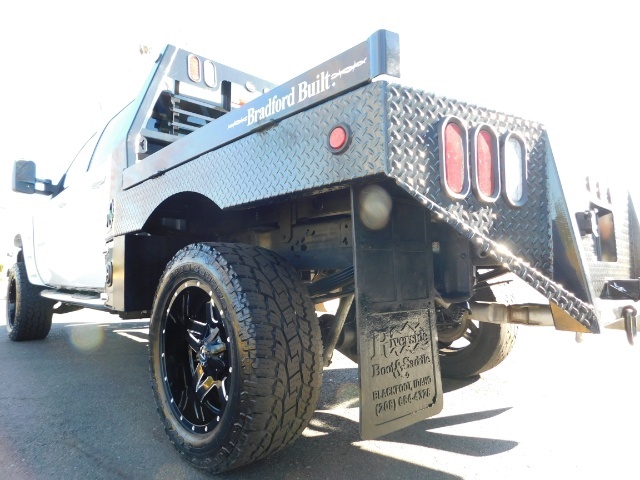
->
[0,302,638,480]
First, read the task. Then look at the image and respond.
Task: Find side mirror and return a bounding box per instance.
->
[12,160,36,194]
[12,160,54,195]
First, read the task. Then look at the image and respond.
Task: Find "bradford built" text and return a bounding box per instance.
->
[247,72,331,126]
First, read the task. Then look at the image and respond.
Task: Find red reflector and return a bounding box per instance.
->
[444,123,465,194]
[476,129,495,197]
[329,126,347,150]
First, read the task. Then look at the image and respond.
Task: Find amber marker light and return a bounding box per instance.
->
[187,54,201,83]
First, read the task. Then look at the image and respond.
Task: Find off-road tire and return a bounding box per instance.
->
[149,243,323,473]
[439,321,517,378]
[5,262,53,341]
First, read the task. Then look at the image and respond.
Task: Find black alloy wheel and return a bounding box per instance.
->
[7,274,17,329]
[160,280,232,435]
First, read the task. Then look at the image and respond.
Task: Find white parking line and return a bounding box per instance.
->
[113,328,149,343]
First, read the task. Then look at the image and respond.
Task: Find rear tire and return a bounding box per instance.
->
[5,262,53,341]
[438,320,517,378]
[149,243,322,473]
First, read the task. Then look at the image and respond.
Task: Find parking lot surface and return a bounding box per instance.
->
[0,303,638,479]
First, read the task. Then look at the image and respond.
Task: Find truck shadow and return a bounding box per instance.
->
[442,375,481,393]
[239,367,517,479]
[0,320,515,480]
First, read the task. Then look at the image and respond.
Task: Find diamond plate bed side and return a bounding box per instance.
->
[112,83,389,236]
[384,83,552,276]
[384,84,599,331]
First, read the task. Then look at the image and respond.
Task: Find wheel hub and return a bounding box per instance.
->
[437,317,470,344]
[198,339,227,374]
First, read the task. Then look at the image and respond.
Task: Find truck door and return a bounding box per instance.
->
[32,132,109,289]
[32,102,134,289]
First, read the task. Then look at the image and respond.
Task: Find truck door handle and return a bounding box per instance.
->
[92,178,105,189]
[58,202,66,208]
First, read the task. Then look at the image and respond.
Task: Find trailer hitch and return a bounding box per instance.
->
[622,306,637,346]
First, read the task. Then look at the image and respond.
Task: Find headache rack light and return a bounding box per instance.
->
[187,54,201,83]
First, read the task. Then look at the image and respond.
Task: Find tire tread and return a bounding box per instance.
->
[149,243,322,473]
[6,262,53,341]
[440,322,517,378]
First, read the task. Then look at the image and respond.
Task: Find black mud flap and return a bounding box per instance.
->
[352,184,443,440]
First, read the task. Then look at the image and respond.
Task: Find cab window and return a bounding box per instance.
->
[63,133,99,189]
[89,102,136,171]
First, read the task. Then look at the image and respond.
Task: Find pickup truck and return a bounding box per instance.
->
[6,30,639,473]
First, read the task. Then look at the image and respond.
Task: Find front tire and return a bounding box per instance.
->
[5,262,53,341]
[149,243,322,473]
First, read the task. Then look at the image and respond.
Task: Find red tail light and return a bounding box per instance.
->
[471,125,500,202]
[439,116,469,199]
